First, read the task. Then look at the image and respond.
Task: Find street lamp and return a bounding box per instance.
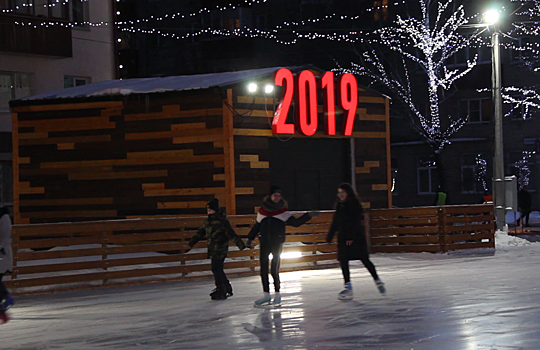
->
[485,8,506,230]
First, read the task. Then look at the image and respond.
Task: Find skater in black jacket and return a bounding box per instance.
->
[0,207,13,324]
[247,185,316,306]
[189,199,246,300]
[326,183,385,300]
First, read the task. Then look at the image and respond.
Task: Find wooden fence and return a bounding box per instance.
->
[369,204,495,253]
[6,205,494,295]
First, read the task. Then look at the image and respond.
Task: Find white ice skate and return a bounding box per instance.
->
[338,282,353,300]
[254,292,272,306]
[375,279,386,295]
[272,292,281,306]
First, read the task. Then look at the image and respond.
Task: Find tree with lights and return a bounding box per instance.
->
[336,0,483,192]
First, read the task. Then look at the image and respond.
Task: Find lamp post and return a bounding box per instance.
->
[485,9,506,230]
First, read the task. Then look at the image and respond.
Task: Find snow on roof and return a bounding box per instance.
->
[19,66,308,102]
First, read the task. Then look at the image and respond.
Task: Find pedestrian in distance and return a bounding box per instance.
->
[0,207,14,324]
[517,186,532,227]
[247,185,319,307]
[326,183,385,300]
[189,199,246,300]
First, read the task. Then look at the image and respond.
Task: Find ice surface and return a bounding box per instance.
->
[2,244,540,350]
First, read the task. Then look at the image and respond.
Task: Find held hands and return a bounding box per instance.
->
[246,239,254,249]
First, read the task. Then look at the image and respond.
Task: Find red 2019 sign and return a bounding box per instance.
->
[272,68,358,136]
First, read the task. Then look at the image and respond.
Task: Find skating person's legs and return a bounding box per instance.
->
[210,258,228,300]
[338,260,353,300]
[0,274,7,301]
[270,244,282,292]
[255,244,272,305]
[270,244,283,304]
[340,259,351,283]
[360,257,386,295]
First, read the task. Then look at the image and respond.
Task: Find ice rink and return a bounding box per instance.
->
[2,236,540,350]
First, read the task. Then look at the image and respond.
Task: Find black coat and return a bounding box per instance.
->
[326,201,369,261]
[248,213,312,247]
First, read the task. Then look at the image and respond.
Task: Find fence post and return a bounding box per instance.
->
[438,207,447,253]
[11,227,19,291]
[102,231,110,285]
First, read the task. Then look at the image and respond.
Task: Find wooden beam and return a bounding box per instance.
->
[12,101,123,113]
[20,198,114,206]
[69,170,168,181]
[12,113,20,224]
[144,187,226,197]
[157,201,208,209]
[385,98,393,208]
[223,89,237,214]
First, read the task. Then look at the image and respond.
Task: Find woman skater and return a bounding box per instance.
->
[0,207,13,324]
[189,199,246,300]
[247,186,316,306]
[326,183,385,300]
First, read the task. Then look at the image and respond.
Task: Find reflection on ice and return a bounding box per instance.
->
[2,245,540,350]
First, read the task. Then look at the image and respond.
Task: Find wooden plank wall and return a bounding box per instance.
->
[12,91,229,224]
[230,84,391,214]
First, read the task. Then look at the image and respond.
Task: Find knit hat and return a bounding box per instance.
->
[270,185,282,195]
[207,198,220,212]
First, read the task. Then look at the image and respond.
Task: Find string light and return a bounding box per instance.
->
[475,154,488,193]
[336,1,482,152]
[513,151,536,189]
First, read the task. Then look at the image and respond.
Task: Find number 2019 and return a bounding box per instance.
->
[271,68,358,136]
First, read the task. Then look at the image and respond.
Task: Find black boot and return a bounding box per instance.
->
[211,286,228,300]
[209,286,218,297]
[225,282,233,297]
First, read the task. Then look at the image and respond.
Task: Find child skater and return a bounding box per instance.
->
[0,207,13,324]
[189,199,246,300]
[326,183,385,300]
[247,185,317,306]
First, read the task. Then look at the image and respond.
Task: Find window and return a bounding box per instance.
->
[0,0,32,15]
[0,163,13,206]
[417,156,439,194]
[373,0,389,21]
[0,72,32,112]
[1,0,69,19]
[461,154,485,193]
[64,76,90,89]
[71,0,89,24]
[459,98,492,123]
[448,34,491,66]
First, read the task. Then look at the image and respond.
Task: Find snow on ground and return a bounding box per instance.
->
[2,243,540,350]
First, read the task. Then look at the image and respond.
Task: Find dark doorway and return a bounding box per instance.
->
[269,138,352,210]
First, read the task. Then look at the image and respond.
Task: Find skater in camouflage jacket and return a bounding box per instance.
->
[189,199,246,300]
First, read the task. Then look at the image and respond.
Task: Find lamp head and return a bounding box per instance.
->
[484,9,500,25]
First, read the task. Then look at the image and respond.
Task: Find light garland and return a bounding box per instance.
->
[475,154,488,193]
[513,151,536,189]
[336,0,481,152]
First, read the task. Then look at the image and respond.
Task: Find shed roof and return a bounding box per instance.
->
[18,66,309,102]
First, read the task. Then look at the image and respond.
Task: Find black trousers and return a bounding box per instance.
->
[340,258,379,284]
[0,274,8,300]
[211,258,229,287]
[259,243,283,293]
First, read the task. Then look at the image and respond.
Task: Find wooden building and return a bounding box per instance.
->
[10,66,391,224]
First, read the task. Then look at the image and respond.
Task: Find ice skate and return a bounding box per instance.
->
[0,306,8,325]
[210,286,228,300]
[209,287,218,297]
[254,292,272,306]
[338,282,353,300]
[2,295,14,310]
[225,282,233,297]
[272,292,281,306]
[375,279,386,295]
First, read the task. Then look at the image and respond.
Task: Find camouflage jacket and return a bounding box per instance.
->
[189,209,246,259]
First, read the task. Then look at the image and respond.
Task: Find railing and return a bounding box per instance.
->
[6,205,495,295]
[369,204,495,253]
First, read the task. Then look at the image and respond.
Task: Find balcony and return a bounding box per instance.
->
[0,14,72,58]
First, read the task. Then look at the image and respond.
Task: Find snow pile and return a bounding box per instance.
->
[495,229,536,248]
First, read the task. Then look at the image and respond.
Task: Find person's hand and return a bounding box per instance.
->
[309,211,321,218]
[346,240,354,246]
[246,239,254,249]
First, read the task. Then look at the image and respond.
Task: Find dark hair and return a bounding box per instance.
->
[263,195,289,208]
[335,183,362,209]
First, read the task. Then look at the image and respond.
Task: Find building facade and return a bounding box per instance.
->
[0,0,116,207]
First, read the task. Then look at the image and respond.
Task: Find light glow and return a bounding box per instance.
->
[264,84,274,94]
[247,83,258,93]
[483,9,500,25]
[269,251,302,260]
